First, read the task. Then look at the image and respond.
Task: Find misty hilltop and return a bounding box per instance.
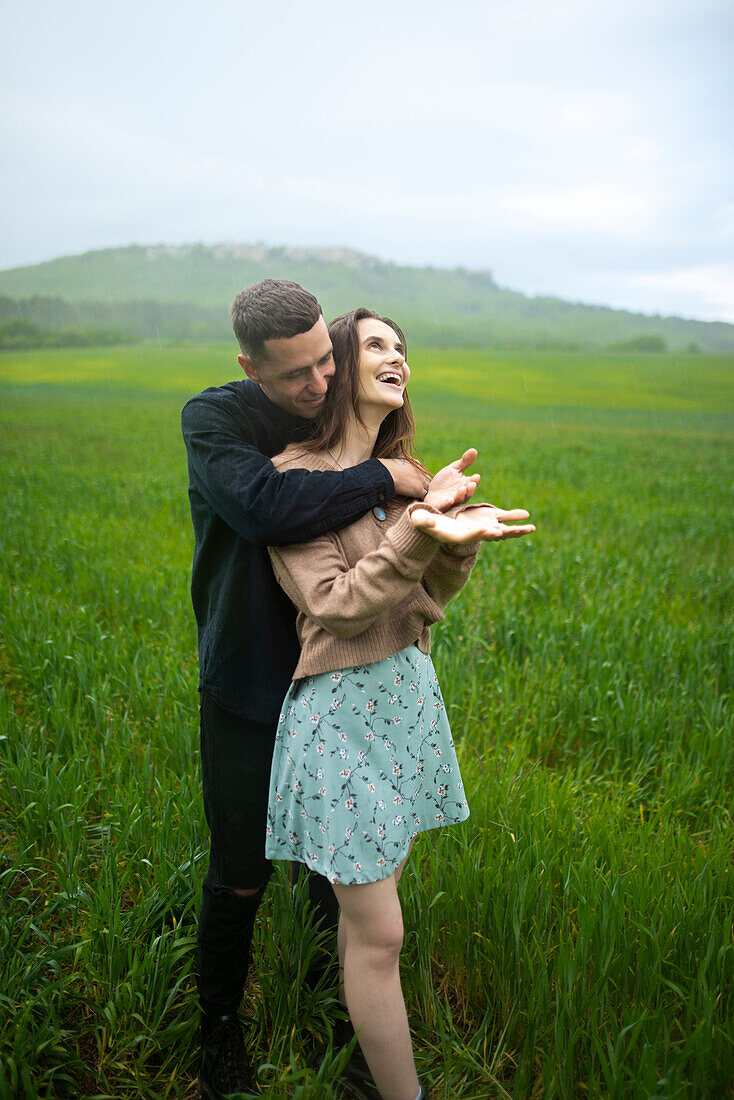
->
[1,243,733,352]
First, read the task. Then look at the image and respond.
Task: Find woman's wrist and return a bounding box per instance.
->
[421,490,448,512]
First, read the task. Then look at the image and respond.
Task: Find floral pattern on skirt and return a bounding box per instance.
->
[265,645,469,885]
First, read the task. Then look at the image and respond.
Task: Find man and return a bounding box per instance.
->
[182,279,477,1098]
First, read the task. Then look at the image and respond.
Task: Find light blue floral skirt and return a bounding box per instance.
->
[265,645,470,885]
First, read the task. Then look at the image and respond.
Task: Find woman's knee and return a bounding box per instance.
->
[349,910,404,965]
[334,877,404,964]
[379,917,405,964]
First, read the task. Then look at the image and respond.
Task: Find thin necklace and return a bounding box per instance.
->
[328,443,374,468]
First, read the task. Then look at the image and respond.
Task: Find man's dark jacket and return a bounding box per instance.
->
[181,379,394,724]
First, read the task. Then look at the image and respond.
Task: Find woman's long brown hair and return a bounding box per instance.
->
[300,308,427,473]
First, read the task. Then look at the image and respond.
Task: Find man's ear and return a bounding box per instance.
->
[238,352,260,383]
[236,354,259,385]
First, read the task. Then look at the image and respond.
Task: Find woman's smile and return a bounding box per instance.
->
[375,368,404,388]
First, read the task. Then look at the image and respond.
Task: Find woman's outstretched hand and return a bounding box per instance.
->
[411,503,535,544]
[423,449,481,510]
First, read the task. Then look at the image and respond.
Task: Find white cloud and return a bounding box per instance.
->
[501,185,655,235]
[632,264,734,322]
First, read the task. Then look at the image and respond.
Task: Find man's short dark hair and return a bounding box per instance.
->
[230,279,322,363]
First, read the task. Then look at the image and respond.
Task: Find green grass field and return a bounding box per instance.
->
[1,344,732,1099]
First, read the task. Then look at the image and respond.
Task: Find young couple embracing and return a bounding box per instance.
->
[182,279,534,1099]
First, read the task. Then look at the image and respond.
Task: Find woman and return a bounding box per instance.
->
[265,309,534,1100]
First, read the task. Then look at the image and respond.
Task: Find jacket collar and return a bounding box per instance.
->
[243,378,314,434]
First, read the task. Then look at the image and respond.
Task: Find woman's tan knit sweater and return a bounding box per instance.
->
[268,447,482,679]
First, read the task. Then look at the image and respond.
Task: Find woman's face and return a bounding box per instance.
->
[355,318,410,417]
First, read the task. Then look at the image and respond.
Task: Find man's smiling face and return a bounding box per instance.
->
[238,316,335,419]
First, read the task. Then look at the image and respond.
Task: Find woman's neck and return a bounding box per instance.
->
[326,408,384,469]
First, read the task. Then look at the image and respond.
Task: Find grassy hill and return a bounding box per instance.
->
[1,242,733,351]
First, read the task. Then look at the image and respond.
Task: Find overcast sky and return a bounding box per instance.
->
[2,0,733,321]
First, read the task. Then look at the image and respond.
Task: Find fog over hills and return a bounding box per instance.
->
[1,243,733,352]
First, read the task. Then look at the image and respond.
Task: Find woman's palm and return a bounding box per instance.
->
[412,504,535,544]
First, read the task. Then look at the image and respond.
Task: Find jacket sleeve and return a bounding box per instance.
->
[268,506,441,639]
[181,393,394,546]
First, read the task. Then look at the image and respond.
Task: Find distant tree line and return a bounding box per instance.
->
[609,334,701,354]
[0,295,230,342]
[0,293,709,353]
[0,317,136,350]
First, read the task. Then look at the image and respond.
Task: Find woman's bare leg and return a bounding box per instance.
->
[333,869,419,1100]
[337,838,415,1009]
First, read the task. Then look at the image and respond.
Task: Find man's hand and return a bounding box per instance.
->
[411,503,535,545]
[379,459,430,499]
[423,449,481,511]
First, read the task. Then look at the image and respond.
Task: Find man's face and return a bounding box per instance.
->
[238,316,335,419]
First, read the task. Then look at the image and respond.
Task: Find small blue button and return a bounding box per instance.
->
[372,506,386,521]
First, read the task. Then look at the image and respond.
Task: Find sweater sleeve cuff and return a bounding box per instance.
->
[388,506,441,563]
[441,540,482,558]
[448,500,495,515]
[440,501,494,557]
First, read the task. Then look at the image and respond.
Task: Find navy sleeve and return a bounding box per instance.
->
[182,393,395,546]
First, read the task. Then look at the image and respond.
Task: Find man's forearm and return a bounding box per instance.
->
[183,396,395,545]
[379,459,428,500]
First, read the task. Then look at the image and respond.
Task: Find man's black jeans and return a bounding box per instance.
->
[196,691,339,1017]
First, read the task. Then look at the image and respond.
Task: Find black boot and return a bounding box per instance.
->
[200,1014,257,1098]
